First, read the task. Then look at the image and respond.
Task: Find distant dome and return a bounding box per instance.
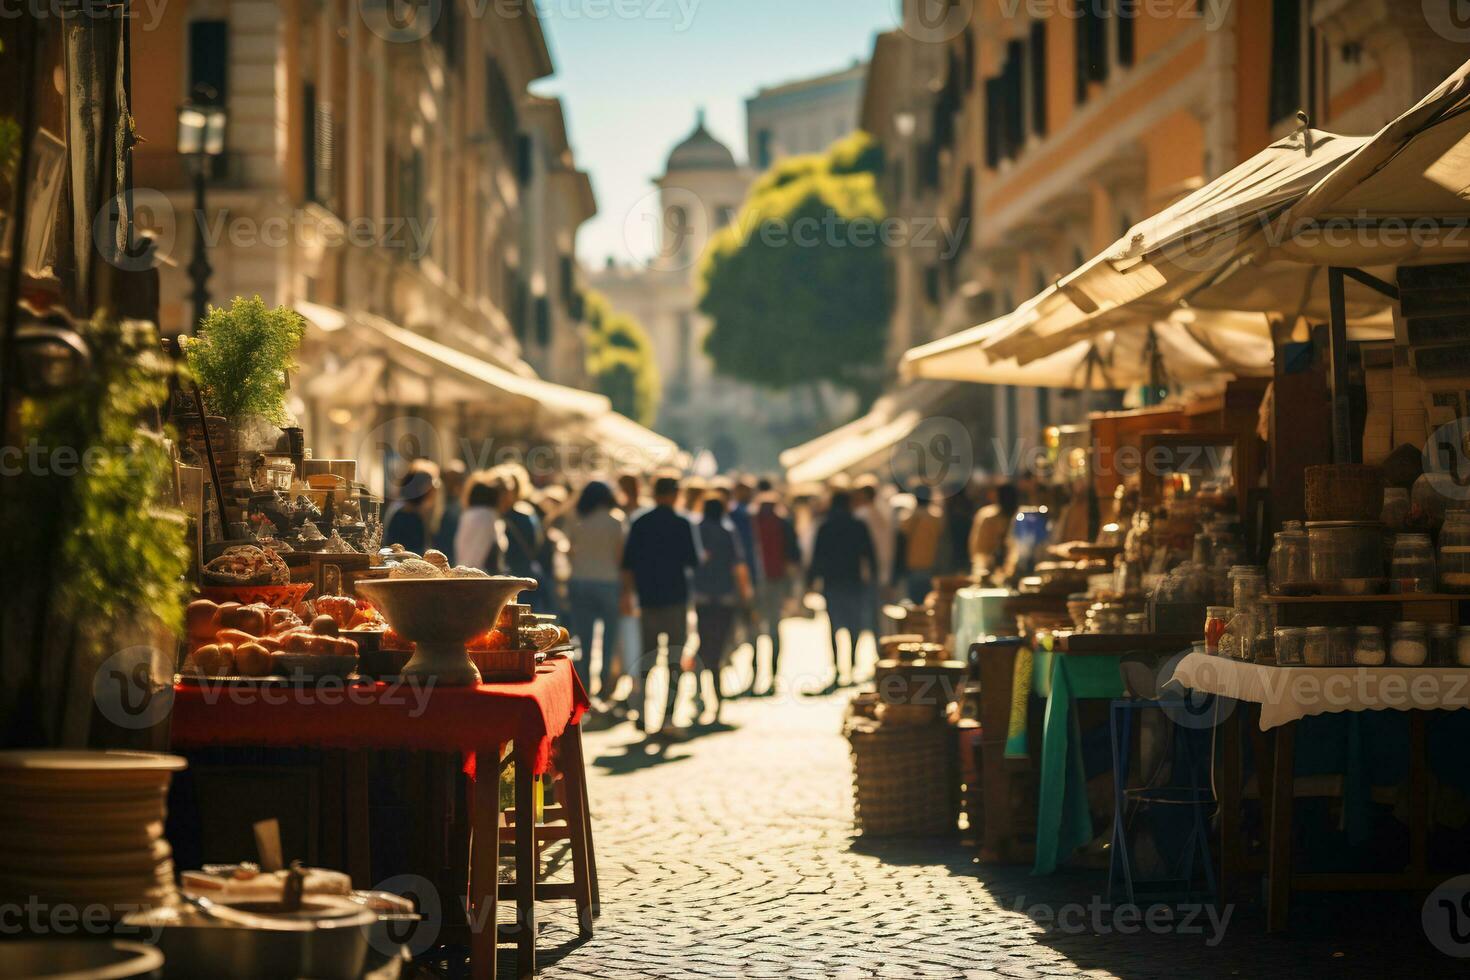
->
[666,111,738,172]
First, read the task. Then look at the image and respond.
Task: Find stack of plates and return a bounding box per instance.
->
[0,750,186,914]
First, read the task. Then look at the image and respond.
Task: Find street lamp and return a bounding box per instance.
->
[177,85,227,334]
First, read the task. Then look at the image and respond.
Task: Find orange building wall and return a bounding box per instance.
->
[1134,0,1199,61]
[1234,0,1273,157]
[129,8,186,159]
[1140,109,1204,210]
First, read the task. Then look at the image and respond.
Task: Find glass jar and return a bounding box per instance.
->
[1330,626,1356,667]
[1381,487,1411,531]
[1458,627,1470,668]
[1230,565,1268,610]
[1390,534,1437,594]
[1268,524,1311,595]
[1353,626,1386,666]
[1303,626,1332,667]
[1221,611,1257,662]
[1204,606,1231,654]
[1438,511,1470,593]
[1307,521,1386,594]
[1274,626,1306,666]
[1390,622,1429,667]
[1429,623,1458,667]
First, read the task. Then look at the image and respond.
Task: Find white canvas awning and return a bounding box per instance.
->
[355,313,612,420]
[780,381,959,485]
[979,129,1391,363]
[903,309,1275,389]
[1272,58,1470,266]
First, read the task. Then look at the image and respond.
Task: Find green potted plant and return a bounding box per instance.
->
[180,295,306,439]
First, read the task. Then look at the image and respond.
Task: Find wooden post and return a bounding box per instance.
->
[1327,268,1355,464]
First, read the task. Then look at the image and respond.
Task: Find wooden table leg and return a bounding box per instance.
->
[514,741,538,978]
[1216,704,1242,905]
[345,751,371,889]
[1267,721,1296,934]
[557,725,595,936]
[1409,712,1428,876]
[469,746,501,980]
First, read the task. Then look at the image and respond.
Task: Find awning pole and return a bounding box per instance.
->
[1327,267,1355,463]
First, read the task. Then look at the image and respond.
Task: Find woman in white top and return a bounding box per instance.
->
[454,472,508,574]
[563,480,625,697]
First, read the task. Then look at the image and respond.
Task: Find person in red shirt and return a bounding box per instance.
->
[749,479,801,696]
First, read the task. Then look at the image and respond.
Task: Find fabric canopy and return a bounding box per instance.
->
[550,409,682,469]
[780,381,958,485]
[980,129,1384,363]
[356,313,612,419]
[902,309,1275,389]
[1273,57,1470,265]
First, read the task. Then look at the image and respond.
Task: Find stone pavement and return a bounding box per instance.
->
[516,618,1460,979]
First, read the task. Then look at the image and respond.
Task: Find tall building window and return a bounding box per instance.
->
[985,43,1026,166]
[665,205,690,262]
[1117,0,1136,68]
[756,128,773,169]
[676,313,693,391]
[1269,0,1304,125]
[188,20,228,105]
[1074,4,1109,103]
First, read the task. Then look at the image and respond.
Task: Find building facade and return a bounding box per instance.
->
[746,60,868,170]
[129,0,606,490]
[866,0,1470,465]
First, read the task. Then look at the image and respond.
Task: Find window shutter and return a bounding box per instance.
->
[1117,0,1136,67]
[188,20,228,105]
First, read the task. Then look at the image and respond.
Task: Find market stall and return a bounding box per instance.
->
[910,58,1470,934]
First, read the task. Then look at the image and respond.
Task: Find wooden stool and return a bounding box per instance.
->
[494,723,598,977]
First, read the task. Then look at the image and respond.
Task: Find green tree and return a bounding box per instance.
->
[698,131,890,407]
[582,291,661,428]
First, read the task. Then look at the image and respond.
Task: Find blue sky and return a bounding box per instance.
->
[533,0,900,267]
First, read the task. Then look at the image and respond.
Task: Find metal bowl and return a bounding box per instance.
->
[0,940,162,979]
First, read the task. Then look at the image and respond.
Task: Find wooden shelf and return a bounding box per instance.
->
[1052,631,1201,654]
[1259,593,1468,604]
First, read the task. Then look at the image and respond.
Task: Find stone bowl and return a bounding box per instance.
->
[354,577,537,685]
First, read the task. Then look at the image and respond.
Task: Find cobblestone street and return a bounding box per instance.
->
[522,618,1457,979]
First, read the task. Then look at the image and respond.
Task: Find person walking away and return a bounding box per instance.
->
[434,460,467,564]
[384,466,439,555]
[751,480,800,696]
[852,476,894,642]
[453,471,508,573]
[498,465,550,612]
[807,489,875,692]
[621,475,700,735]
[564,481,625,701]
[969,483,1020,577]
[532,485,569,618]
[692,496,752,724]
[901,487,946,603]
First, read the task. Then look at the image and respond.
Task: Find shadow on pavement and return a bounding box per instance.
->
[589,738,693,776]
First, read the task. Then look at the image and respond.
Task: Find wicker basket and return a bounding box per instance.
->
[1305,464,1384,522]
[845,719,956,836]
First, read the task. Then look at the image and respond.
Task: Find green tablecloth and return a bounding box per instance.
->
[1032,637,1125,875]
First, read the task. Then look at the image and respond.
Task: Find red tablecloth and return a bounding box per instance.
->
[169,658,589,774]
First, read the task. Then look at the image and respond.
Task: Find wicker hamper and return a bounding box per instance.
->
[844,717,956,837]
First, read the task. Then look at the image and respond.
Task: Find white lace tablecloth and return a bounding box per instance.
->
[1170,652,1470,730]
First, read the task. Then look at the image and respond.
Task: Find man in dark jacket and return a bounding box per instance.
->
[621,474,700,734]
[807,489,876,692]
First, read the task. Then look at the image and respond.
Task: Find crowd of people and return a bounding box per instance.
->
[381,460,1078,737]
